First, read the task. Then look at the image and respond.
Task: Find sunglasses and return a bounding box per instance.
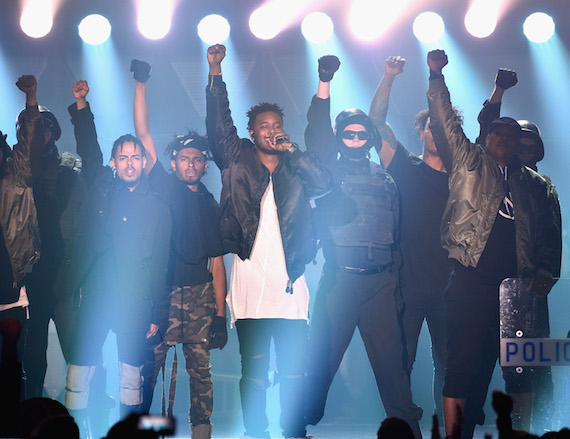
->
[341,130,370,141]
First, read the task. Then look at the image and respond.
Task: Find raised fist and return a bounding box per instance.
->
[385,56,405,76]
[131,59,151,83]
[207,44,226,65]
[16,75,37,94]
[318,55,341,82]
[72,80,90,100]
[427,50,448,74]
[495,68,518,90]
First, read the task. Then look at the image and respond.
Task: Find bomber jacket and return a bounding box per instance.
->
[206,75,333,282]
[0,105,42,296]
[427,75,561,277]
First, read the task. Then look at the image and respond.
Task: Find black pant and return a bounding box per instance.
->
[23,287,76,398]
[400,286,447,421]
[235,318,308,439]
[443,267,501,439]
[305,267,422,437]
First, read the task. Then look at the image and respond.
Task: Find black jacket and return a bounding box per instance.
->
[206,75,332,282]
[427,76,561,277]
[0,105,42,300]
[56,102,172,332]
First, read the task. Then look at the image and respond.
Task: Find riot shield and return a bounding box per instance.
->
[499,277,570,432]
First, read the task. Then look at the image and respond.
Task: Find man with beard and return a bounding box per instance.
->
[62,80,171,434]
[130,60,227,439]
[303,55,422,438]
[206,44,332,439]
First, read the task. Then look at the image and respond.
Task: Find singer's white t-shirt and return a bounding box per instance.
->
[227,177,309,325]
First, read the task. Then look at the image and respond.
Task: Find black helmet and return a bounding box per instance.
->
[517,120,544,162]
[334,108,379,143]
[16,105,61,142]
[333,108,381,161]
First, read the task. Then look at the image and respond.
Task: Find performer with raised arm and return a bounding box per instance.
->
[369,56,464,423]
[426,50,561,439]
[131,60,227,439]
[475,67,561,433]
[205,44,332,439]
[304,55,422,438]
[62,79,171,435]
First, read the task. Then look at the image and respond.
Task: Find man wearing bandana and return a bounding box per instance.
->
[130,60,226,439]
[303,55,422,439]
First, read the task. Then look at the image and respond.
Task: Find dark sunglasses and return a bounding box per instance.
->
[341,130,370,141]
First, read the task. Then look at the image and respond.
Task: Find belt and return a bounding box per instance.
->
[335,263,392,275]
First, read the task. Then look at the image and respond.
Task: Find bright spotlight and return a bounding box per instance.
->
[301,12,333,44]
[137,0,173,40]
[78,14,111,46]
[198,14,230,45]
[413,12,444,43]
[20,0,53,39]
[464,5,496,38]
[523,12,555,43]
[249,5,283,40]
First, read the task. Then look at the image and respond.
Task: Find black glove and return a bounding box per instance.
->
[495,68,517,90]
[209,316,228,350]
[130,59,151,83]
[318,55,341,82]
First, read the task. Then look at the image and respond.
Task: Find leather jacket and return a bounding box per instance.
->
[206,75,332,282]
[0,105,42,294]
[427,76,561,276]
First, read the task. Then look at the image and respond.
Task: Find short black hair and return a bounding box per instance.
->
[246,102,284,131]
[111,134,146,159]
[414,107,464,135]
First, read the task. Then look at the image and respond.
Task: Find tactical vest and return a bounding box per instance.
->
[317,161,397,249]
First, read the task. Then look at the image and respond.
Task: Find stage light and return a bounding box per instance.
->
[137,0,173,40]
[349,0,410,42]
[20,0,53,39]
[413,12,444,43]
[78,14,111,45]
[198,14,230,45]
[301,12,333,44]
[523,12,555,43]
[464,4,497,38]
[249,5,284,40]
[349,0,389,42]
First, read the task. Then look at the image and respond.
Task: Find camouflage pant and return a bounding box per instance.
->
[143,283,215,425]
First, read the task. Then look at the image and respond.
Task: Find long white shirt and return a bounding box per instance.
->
[227,177,310,325]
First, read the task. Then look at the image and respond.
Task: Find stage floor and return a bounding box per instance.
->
[166,424,499,439]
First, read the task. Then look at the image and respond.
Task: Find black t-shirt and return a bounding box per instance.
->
[386,143,451,297]
[148,162,223,287]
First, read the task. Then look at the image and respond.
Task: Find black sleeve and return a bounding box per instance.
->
[147,160,171,200]
[68,102,103,186]
[205,75,244,171]
[476,100,501,145]
[305,95,337,169]
[287,147,333,200]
